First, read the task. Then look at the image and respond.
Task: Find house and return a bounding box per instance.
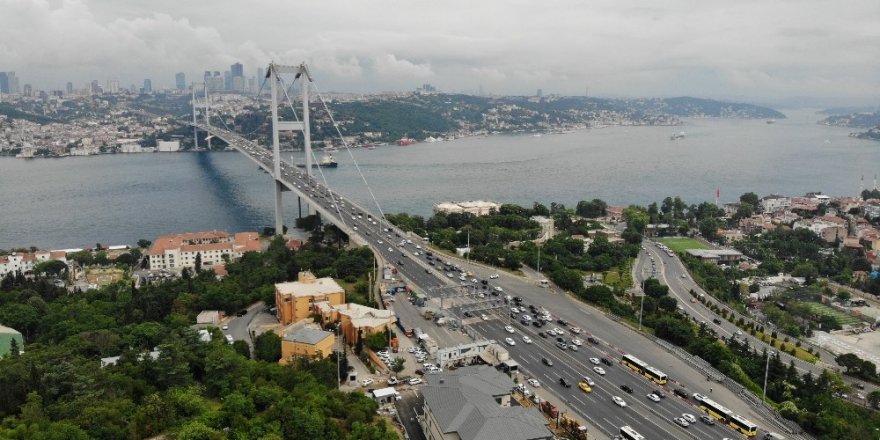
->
[148,230,261,271]
[280,327,335,363]
[274,272,346,325]
[315,302,395,347]
[760,195,791,214]
[420,365,552,440]
[372,387,400,405]
[0,324,23,357]
[685,249,743,264]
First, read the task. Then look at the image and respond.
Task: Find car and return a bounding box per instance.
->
[692,393,706,402]
[408,377,423,385]
[559,377,572,388]
[673,388,689,399]
[589,357,600,365]
[552,327,564,335]
[527,378,541,388]
[489,273,499,279]
[578,381,593,393]
[699,415,715,425]
[557,318,569,326]
[587,336,599,344]
[681,413,697,424]
[361,378,374,387]
[522,336,533,344]
[653,390,666,399]
[480,314,488,320]
[221,324,229,330]
[538,332,548,338]
[612,396,627,407]
[494,286,503,292]
[593,366,606,375]
[235,309,248,317]
[542,357,553,366]
[397,260,404,266]
[387,377,399,385]
[620,384,633,394]
[571,338,583,346]
[569,344,578,351]
[505,337,516,346]
[556,342,568,350]
[673,417,690,428]
[647,393,661,402]
[581,376,595,386]
[600,358,612,366]
[504,325,515,333]
[570,326,581,334]
[388,247,393,252]
[377,240,383,244]
[681,273,687,278]
[510,307,520,313]
[713,318,722,325]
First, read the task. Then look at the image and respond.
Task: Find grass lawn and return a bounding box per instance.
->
[752,330,819,363]
[656,237,711,253]
[802,302,863,326]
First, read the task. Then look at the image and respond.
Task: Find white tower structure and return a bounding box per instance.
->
[268,62,313,235]
[191,82,210,150]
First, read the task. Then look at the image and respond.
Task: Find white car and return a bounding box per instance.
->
[673,417,690,427]
[388,247,393,252]
[581,376,595,386]
[490,274,499,279]
[408,377,423,385]
[569,344,578,352]
[505,337,516,346]
[552,327,563,335]
[589,357,600,365]
[647,393,661,402]
[593,366,606,375]
[415,245,421,249]
[527,378,541,388]
[505,325,515,334]
[387,377,399,385]
[377,240,383,244]
[612,396,627,407]
[221,324,229,330]
[361,378,374,387]
[510,307,520,314]
[571,338,583,346]
[693,393,707,402]
[480,314,488,321]
[522,336,533,344]
[495,286,503,292]
[681,413,697,424]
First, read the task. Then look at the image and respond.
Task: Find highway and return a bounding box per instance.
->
[637,241,875,397]
[196,123,787,439]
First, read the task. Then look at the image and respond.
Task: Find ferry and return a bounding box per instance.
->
[397,137,416,146]
[670,131,686,140]
[295,154,338,168]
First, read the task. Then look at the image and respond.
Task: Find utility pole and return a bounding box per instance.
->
[762,349,774,405]
[204,85,212,150]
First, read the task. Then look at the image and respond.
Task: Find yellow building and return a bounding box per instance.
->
[316,302,396,347]
[279,327,336,363]
[274,272,346,325]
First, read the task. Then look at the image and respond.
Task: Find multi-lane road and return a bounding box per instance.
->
[199,123,788,439]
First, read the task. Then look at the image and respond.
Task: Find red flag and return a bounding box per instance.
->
[716,187,720,199]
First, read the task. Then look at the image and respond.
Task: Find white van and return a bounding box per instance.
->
[225,335,234,345]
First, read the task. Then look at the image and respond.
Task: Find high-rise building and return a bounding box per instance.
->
[66,82,74,95]
[223,70,232,91]
[231,62,243,78]
[204,71,212,81]
[256,67,264,81]
[143,79,152,93]
[90,80,100,95]
[175,72,186,90]
[0,72,8,94]
[107,79,119,94]
[23,84,32,97]
[6,72,19,94]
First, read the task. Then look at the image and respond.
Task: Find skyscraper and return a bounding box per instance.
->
[0,72,8,94]
[223,70,232,91]
[66,82,73,95]
[143,79,152,93]
[175,72,186,90]
[231,62,243,78]
[6,72,19,94]
[107,79,119,94]
[90,80,100,95]
[23,84,32,97]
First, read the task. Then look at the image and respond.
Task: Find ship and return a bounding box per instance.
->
[670,131,686,140]
[766,119,776,124]
[397,136,416,146]
[295,154,338,168]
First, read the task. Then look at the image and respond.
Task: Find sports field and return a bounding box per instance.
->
[655,237,710,253]
[802,302,863,327]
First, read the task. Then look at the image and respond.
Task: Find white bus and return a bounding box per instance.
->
[619,425,645,440]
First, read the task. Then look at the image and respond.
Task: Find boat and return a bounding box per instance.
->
[397,136,416,146]
[766,119,776,124]
[295,154,338,168]
[670,131,686,140]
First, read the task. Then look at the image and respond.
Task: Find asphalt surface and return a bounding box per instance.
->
[199,124,784,440]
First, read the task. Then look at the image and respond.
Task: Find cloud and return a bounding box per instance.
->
[371,54,433,78]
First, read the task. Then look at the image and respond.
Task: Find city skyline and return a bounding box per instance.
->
[0,0,878,106]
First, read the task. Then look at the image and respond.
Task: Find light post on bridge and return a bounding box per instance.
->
[762,349,775,405]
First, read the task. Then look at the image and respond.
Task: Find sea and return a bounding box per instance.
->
[1,108,877,250]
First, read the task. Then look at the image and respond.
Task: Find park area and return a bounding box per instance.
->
[802,301,864,327]
[655,237,710,253]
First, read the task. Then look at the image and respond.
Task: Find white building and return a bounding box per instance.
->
[148,230,261,271]
[0,253,35,277]
[433,200,501,216]
[157,141,180,152]
[760,195,791,213]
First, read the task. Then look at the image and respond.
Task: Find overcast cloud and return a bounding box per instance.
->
[1,0,878,103]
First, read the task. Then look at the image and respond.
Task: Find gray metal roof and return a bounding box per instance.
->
[284,327,333,345]
[0,324,22,335]
[422,366,552,440]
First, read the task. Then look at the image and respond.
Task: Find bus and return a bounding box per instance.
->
[728,414,758,437]
[621,354,668,384]
[698,397,733,421]
[618,425,646,440]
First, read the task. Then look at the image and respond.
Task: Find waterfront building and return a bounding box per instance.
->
[433,200,501,216]
[147,230,260,271]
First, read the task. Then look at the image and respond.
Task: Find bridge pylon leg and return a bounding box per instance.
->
[297,196,302,220]
[274,180,284,236]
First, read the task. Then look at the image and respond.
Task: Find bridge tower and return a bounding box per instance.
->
[190,82,210,150]
[268,62,314,235]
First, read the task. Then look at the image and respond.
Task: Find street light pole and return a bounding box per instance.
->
[762,349,774,405]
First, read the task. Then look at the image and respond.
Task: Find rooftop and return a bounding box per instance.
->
[276,275,344,298]
[422,365,551,440]
[283,327,334,345]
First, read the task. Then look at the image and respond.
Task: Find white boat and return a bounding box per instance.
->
[670,131,686,140]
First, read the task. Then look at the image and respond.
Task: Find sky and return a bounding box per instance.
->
[1,0,878,105]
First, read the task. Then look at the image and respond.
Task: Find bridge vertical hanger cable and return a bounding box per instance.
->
[310,82,389,230]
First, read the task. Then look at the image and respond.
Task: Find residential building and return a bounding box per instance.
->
[420,365,552,440]
[315,302,395,346]
[143,79,152,93]
[0,324,23,357]
[148,230,261,271]
[175,72,186,90]
[280,327,335,363]
[0,252,36,277]
[274,272,346,325]
[760,195,791,213]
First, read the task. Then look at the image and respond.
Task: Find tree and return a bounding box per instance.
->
[137,239,152,249]
[194,252,202,274]
[8,338,20,358]
[698,217,720,240]
[34,260,68,277]
[576,199,607,218]
[391,357,405,374]
[232,340,251,358]
[868,390,880,409]
[740,192,759,209]
[254,331,282,362]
